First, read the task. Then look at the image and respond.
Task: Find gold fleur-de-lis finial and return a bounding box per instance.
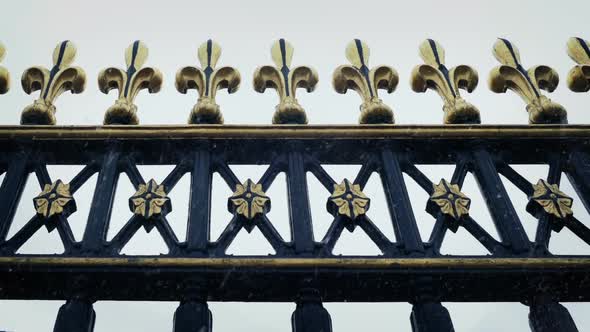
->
[20,41,86,125]
[0,41,9,94]
[176,39,241,124]
[253,39,318,124]
[333,40,399,124]
[489,38,567,124]
[98,40,163,125]
[566,37,590,92]
[411,39,480,124]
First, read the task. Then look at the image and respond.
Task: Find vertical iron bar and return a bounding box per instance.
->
[471,149,529,253]
[379,149,423,254]
[0,152,29,242]
[410,303,455,332]
[529,300,578,332]
[53,300,95,332]
[173,301,212,332]
[291,288,333,332]
[186,149,212,253]
[286,150,314,254]
[81,149,120,254]
[534,157,562,253]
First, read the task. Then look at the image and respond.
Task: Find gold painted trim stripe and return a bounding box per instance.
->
[0,125,589,140]
[0,257,589,269]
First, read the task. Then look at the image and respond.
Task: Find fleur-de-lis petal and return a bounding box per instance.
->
[489,38,566,124]
[411,39,480,124]
[566,37,590,92]
[33,180,76,219]
[20,41,86,125]
[326,179,370,224]
[228,179,271,221]
[176,39,241,124]
[0,42,9,94]
[99,41,163,125]
[129,179,171,220]
[253,39,318,124]
[527,179,573,220]
[333,39,399,124]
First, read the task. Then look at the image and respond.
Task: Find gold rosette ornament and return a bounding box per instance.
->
[99,40,163,125]
[34,180,76,219]
[253,39,318,124]
[427,179,471,232]
[228,179,271,223]
[327,179,370,228]
[566,37,590,92]
[411,39,480,124]
[21,41,86,125]
[527,179,573,223]
[333,39,398,124]
[0,42,9,94]
[176,39,240,124]
[489,38,566,124]
[129,179,171,220]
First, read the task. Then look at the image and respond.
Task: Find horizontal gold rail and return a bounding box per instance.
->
[0,125,589,140]
[1,256,589,269]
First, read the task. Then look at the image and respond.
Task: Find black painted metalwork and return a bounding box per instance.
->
[0,125,589,331]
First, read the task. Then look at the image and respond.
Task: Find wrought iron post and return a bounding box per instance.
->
[81,148,120,253]
[186,148,212,253]
[291,288,332,332]
[286,147,315,253]
[53,299,95,332]
[529,296,578,332]
[471,149,530,253]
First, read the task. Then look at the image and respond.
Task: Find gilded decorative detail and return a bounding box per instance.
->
[176,39,240,124]
[333,39,399,124]
[427,179,471,220]
[34,180,76,218]
[411,39,480,124]
[0,42,9,94]
[527,179,573,219]
[326,179,370,220]
[489,38,567,124]
[21,41,86,125]
[129,179,171,219]
[228,179,270,220]
[99,41,163,125]
[253,39,318,124]
[566,37,590,92]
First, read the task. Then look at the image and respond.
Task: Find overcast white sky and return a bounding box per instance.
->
[1,0,590,331]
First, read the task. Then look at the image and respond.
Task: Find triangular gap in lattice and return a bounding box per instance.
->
[17,223,65,254]
[439,226,492,255]
[548,173,590,255]
[163,173,190,242]
[332,225,382,256]
[119,224,169,255]
[225,226,276,256]
[363,172,396,242]
[106,172,136,241]
[7,171,40,239]
[210,172,235,242]
[500,164,549,241]
[410,165,457,242]
[307,164,362,241]
[264,172,291,241]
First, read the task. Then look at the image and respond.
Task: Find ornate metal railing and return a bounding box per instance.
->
[0,37,589,332]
